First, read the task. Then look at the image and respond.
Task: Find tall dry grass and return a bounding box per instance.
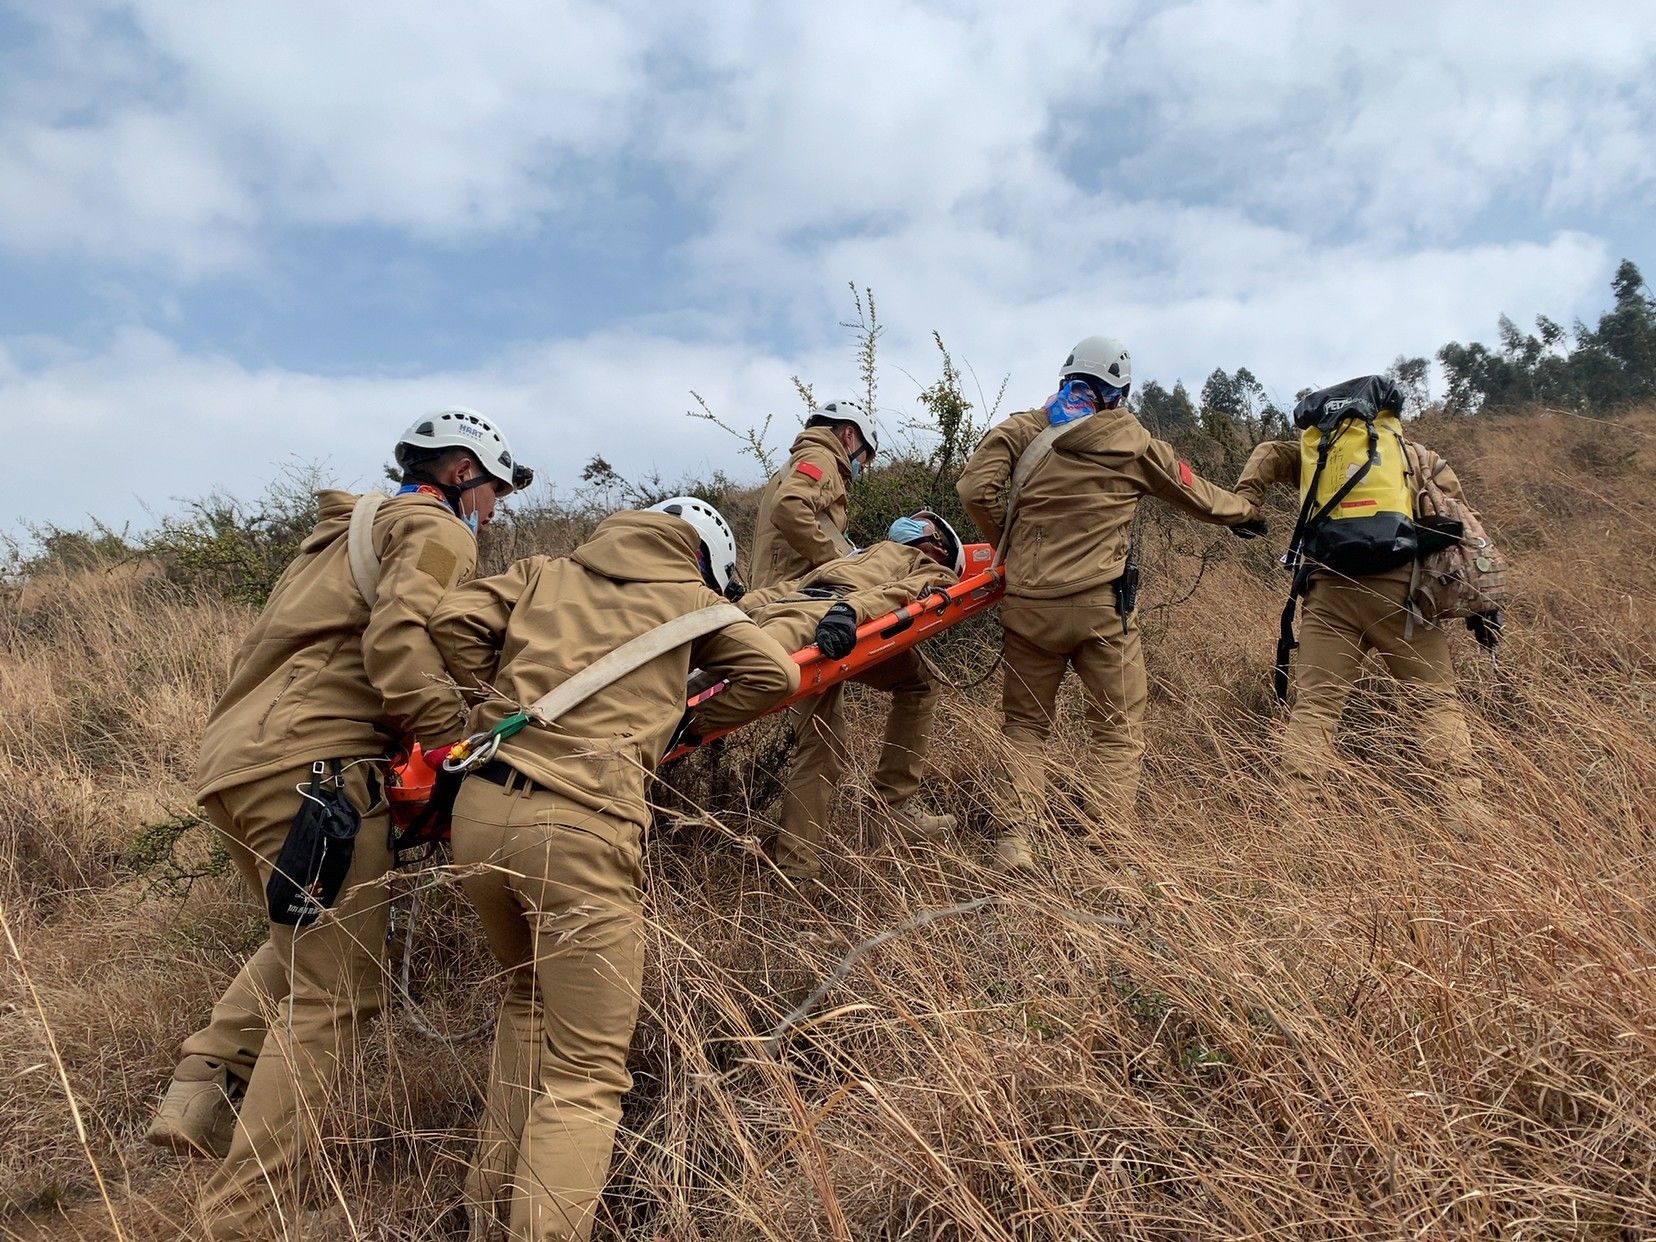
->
[2,407,1653,1239]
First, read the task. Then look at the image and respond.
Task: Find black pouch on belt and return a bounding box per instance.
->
[1112,543,1141,631]
[268,759,362,927]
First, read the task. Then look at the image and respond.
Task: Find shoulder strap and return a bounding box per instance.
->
[817,515,854,557]
[992,419,1085,566]
[1304,415,1379,529]
[527,603,751,726]
[348,491,388,607]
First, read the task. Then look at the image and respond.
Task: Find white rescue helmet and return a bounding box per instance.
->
[907,509,967,576]
[1060,336,1132,393]
[648,496,741,596]
[396,406,532,494]
[818,398,880,460]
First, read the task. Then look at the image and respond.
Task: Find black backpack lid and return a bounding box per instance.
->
[1292,375,1406,431]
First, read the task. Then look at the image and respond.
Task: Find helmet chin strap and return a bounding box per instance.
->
[409,469,491,520]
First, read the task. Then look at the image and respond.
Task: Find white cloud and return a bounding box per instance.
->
[0,324,808,533]
[0,2,1646,537]
[1108,0,1656,236]
[0,1,649,268]
[0,111,254,273]
[3,228,1611,533]
[1,0,1649,273]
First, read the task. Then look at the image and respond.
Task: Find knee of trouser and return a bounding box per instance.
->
[792,705,846,754]
[902,678,943,709]
[1002,718,1051,749]
[1401,678,1464,721]
[1287,677,1349,725]
[501,962,540,1006]
[285,973,386,1030]
[1278,724,1335,781]
[788,739,845,792]
[1087,725,1145,758]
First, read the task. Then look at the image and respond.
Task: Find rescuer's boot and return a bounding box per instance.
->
[885,799,957,842]
[143,1055,243,1159]
[995,831,1036,873]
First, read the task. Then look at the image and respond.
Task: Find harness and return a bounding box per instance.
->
[441,603,751,773]
[992,418,1087,568]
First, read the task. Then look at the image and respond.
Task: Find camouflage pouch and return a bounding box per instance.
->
[1409,450,1510,622]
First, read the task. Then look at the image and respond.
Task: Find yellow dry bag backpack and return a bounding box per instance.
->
[1273,374,1418,700]
[1292,380,1418,576]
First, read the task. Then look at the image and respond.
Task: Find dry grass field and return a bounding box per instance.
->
[2,406,1653,1239]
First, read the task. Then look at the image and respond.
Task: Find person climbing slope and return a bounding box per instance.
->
[145,408,531,1240]
[428,497,798,1241]
[1233,374,1504,821]
[741,509,967,878]
[958,336,1264,869]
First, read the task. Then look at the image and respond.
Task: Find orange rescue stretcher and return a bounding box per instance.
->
[388,543,1006,816]
[662,541,1006,762]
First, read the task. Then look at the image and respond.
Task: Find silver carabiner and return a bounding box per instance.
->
[442,729,501,774]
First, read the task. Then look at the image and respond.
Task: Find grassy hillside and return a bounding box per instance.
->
[2,406,1653,1239]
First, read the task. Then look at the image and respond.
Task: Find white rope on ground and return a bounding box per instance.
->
[762,895,1131,1057]
[395,885,493,1044]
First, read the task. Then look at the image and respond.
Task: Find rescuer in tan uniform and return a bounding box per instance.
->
[1234,435,1493,806]
[429,499,798,1242]
[143,408,532,1239]
[750,397,877,588]
[748,401,955,873]
[958,338,1263,869]
[741,511,966,877]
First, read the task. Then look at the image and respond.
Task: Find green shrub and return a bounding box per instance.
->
[141,463,328,607]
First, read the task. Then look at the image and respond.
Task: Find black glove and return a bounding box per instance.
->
[1231,518,1269,540]
[1466,611,1503,649]
[813,603,859,659]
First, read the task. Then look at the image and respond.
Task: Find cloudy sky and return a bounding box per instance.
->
[2,1,1652,534]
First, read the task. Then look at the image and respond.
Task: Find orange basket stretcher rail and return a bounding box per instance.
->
[663,542,1006,763]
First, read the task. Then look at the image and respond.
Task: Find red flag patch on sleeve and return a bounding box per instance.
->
[1178,460,1195,487]
[795,461,823,482]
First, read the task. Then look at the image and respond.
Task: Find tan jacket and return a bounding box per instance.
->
[428,511,799,831]
[194,489,477,799]
[740,541,960,650]
[957,406,1258,599]
[750,426,853,589]
[1233,438,1467,582]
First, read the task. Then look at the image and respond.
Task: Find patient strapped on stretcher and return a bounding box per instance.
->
[741,536,961,650]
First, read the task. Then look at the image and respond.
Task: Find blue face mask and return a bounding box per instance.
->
[850,456,863,481]
[887,516,929,544]
[463,510,480,537]
[1045,379,1098,427]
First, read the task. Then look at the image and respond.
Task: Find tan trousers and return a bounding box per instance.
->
[775,650,938,879]
[179,761,391,1240]
[451,774,645,1242]
[999,588,1147,833]
[1286,574,1481,797]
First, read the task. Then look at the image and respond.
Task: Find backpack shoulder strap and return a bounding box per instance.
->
[993,419,1085,566]
[527,603,751,726]
[817,515,854,557]
[348,491,389,607]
